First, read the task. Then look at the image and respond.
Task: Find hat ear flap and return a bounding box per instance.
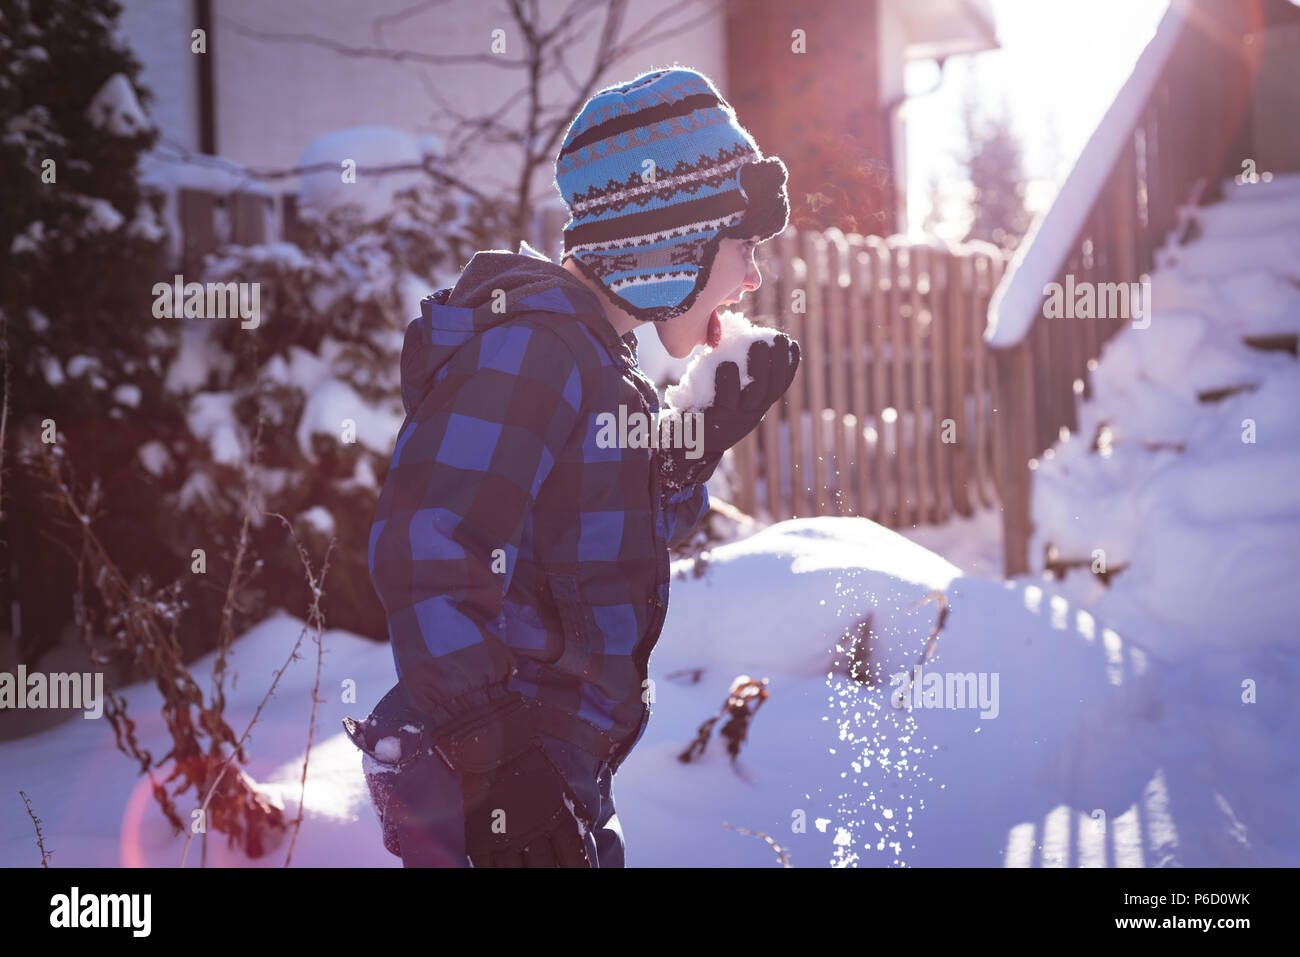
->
[731,157,790,243]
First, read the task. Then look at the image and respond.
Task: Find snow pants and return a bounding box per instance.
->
[352,686,625,868]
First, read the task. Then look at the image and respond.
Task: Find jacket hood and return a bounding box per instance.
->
[399,241,629,416]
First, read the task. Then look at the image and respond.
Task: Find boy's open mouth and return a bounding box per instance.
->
[707,308,722,348]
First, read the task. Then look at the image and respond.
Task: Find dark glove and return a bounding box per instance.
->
[660,333,800,491]
[430,694,592,867]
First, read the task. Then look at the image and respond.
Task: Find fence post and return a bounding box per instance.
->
[800,229,830,515]
[991,339,1036,577]
[779,229,807,518]
[756,242,785,522]
[231,192,270,247]
[179,188,216,277]
[825,229,852,515]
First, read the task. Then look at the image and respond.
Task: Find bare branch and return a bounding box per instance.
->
[370,0,453,47]
[538,0,609,47]
[264,511,335,869]
[220,17,527,69]
[19,791,51,867]
[608,0,723,61]
[531,0,629,170]
[721,821,792,867]
[149,136,492,205]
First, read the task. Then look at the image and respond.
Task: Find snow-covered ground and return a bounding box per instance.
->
[4,176,1295,869]
[2,507,1291,868]
[0,519,1150,868]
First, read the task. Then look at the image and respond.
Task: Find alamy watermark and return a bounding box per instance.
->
[889,665,1000,719]
[595,406,705,459]
[50,887,150,936]
[1,668,104,719]
[152,274,260,329]
[1042,274,1151,330]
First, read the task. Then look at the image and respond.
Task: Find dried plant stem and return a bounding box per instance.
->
[179,607,313,868]
[265,511,336,868]
[38,411,283,863]
[721,821,791,867]
[19,790,51,867]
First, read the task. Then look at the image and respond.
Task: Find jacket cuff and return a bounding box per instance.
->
[660,447,724,495]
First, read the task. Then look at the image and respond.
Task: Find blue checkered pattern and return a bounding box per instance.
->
[368,247,710,773]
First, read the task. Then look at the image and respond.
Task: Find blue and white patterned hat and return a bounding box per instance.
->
[554,67,789,323]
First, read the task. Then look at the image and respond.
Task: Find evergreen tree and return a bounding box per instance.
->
[960,86,1033,251]
[0,0,180,666]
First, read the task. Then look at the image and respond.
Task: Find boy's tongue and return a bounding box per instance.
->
[707,309,722,348]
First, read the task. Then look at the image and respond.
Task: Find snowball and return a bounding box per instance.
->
[663,310,784,410]
[373,736,402,762]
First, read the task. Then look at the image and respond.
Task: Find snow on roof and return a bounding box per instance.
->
[138,150,274,196]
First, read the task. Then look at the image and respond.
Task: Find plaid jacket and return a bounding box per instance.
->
[368,244,713,773]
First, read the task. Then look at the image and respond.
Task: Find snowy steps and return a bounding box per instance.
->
[1031,173,1300,599]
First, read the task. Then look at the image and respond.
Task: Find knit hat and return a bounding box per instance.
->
[554,67,789,323]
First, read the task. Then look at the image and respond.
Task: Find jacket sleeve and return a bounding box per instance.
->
[658,448,719,549]
[663,479,712,549]
[368,323,585,730]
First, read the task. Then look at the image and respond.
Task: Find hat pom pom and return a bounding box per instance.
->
[733,157,790,242]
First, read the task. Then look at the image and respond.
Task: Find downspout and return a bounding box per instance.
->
[881,57,948,231]
[195,0,216,154]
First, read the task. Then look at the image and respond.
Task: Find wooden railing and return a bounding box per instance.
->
[986,0,1268,577]
[730,228,1007,528]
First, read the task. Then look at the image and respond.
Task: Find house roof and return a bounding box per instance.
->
[893,0,1000,60]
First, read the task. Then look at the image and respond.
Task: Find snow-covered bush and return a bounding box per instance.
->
[157,179,511,643]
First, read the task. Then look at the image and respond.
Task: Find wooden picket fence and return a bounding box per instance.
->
[158,184,1007,530]
[159,187,304,276]
[729,228,1007,527]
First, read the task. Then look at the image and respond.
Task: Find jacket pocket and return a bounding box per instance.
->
[546,572,597,679]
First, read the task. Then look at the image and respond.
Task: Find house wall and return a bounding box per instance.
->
[117,0,727,206]
[117,0,201,153]
[725,0,898,235]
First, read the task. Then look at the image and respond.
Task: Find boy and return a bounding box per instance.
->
[345,67,800,867]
